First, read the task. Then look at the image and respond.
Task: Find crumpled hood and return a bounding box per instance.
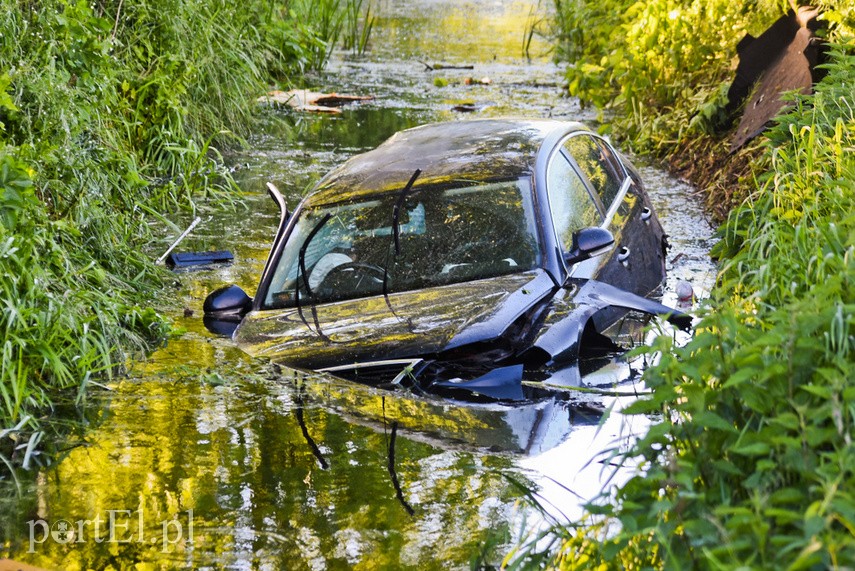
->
[234,270,556,370]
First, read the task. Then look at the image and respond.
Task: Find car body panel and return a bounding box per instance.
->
[208,118,685,401]
[309,119,571,207]
[236,270,554,370]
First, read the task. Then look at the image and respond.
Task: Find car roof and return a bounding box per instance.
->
[307,118,587,206]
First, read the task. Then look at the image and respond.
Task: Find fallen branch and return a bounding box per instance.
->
[419,60,475,71]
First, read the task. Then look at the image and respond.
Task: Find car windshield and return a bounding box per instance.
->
[262,177,541,309]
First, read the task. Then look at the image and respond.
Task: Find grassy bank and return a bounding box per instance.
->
[0,0,373,470]
[553,0,854,218]
[518,1,855,568]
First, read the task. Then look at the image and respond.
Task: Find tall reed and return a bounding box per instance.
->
[343,0,376,57]
[0,0,335,470]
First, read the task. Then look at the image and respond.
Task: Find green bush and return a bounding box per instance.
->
[511,3,855,568]
[552,0,854,154]
[527,42,855,570]
[0,0,340,462]
[0,152,165,415]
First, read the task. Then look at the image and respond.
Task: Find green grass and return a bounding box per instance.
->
[535,1,855,566]
[551,0,853,155]
[0,0,348,473]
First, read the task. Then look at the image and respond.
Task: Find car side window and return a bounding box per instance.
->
[563,135,626,211]
[546,151,603,252]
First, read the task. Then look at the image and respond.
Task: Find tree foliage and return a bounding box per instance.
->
[553,0,854,153]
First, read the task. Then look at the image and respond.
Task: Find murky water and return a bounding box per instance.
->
[1,1,717,568]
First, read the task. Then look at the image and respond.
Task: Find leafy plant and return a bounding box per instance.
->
[343,0,376,57]
[551,0,816,152]
[534,42,855,569]
[0,0,341,471]
[292,0,345,71]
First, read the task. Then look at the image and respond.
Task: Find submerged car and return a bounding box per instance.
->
[205,119,689,401]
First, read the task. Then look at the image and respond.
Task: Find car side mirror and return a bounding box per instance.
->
[203,285,253,337]
[204,284,252,317]
[564,227,615,266]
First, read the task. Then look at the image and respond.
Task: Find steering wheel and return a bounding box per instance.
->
[316,261,386,299]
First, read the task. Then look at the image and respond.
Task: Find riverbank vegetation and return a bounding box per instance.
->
[0,0,374,471]
[553,0,853,218]
[523,0,855,568]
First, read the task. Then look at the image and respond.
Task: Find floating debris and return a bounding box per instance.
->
[451,101,493,113]
[156,216,201,264]
[463,76,492,85]
[166,251,234,269]
[257,89,375,114]
[676,280,696,307]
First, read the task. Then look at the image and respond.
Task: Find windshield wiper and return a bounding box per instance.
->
[392,169,421,255]
[383,169,421,329]
[295,212,332,339]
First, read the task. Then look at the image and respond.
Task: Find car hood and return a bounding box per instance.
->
[234,270,557,370]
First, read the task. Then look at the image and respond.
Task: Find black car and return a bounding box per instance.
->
[205,119,688,401]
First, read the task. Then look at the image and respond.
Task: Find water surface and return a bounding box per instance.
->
[0,1,717,568]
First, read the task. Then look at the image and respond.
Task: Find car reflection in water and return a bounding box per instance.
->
[205,119,690,403]
[281,364,634,517]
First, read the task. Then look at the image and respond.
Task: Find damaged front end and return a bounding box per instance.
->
[285,276,691,404]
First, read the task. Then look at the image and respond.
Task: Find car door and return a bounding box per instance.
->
[544,142,605,272]
[559,134,665,298]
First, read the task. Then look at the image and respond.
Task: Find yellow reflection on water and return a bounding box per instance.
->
[371,0,553,62]
[7,355,525,569]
